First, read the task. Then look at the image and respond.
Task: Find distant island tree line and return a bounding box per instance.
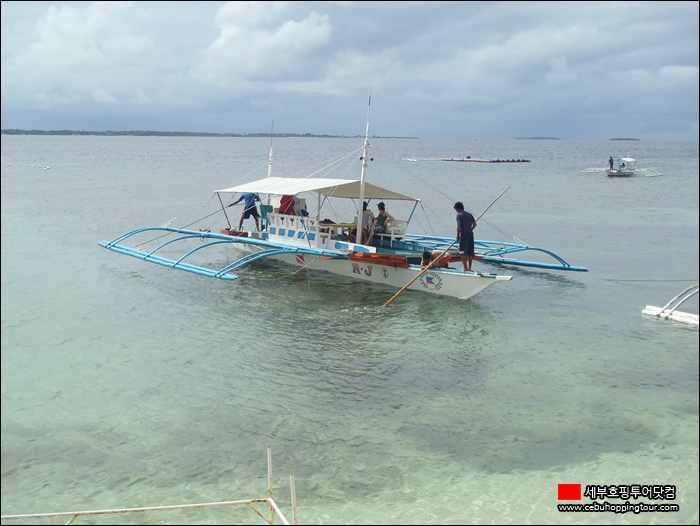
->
[1,129,641,141]
[0,129,416,139]
[515,137,640,141]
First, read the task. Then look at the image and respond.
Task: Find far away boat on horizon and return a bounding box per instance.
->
[581,157,662,177]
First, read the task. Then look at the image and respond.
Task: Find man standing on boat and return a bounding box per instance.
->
[229,192,261,231]
[609,156,614,170]
[454,201,477,272]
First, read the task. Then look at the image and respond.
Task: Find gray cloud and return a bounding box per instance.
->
[1,1,698,140]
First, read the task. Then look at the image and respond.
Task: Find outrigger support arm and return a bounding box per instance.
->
[98,227,349,281]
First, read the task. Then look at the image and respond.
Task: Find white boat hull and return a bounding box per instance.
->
[239,243,512,300]
[607,169,635,177]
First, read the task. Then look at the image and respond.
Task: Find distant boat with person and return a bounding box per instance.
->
[608,157,636,177]
[581,156,662,177]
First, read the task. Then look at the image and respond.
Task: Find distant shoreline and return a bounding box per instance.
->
[0,129,417,139]
[610,137,640,141]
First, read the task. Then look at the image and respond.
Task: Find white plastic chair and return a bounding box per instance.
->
[381,219,407,243]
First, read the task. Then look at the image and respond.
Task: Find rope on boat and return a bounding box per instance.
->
[133,207,223,249]
[398,159,527,245]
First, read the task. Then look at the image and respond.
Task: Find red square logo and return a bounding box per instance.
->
[558,483,581,500]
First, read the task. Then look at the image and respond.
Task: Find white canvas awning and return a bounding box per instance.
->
[216,177,419,202]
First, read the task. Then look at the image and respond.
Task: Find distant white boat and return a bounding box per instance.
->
[581,157,662,177]
[608,157,637,177]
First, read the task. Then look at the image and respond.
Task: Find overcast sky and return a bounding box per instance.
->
[1,1,698,140]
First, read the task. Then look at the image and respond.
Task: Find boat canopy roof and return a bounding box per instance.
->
[216,176,419,202]
[619,157,636,162]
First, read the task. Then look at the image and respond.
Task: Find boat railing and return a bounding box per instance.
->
[266,213,332,249]
[0,447,298,525]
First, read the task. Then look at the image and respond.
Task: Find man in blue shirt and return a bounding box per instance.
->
[454,201,477,271]
[229,192,261,230]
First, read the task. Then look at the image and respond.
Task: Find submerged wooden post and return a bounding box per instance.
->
[267,446,274,524]
[290,473,297,525]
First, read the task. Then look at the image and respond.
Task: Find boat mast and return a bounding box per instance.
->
[355,91,371,243]
[266,122,273,207]
[267,121,274,179]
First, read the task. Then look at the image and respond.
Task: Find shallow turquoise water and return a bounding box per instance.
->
[2,135,698,525]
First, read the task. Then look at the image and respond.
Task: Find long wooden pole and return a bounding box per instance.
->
[383,186,510,307]
[474,185,510,223]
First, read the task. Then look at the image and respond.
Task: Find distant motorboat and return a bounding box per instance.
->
[607,157,636,177]
[581,157,662,177]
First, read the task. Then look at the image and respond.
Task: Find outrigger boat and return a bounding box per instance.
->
[581,157,662,177]
[99,100,587,302]
[608,157,636,177]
